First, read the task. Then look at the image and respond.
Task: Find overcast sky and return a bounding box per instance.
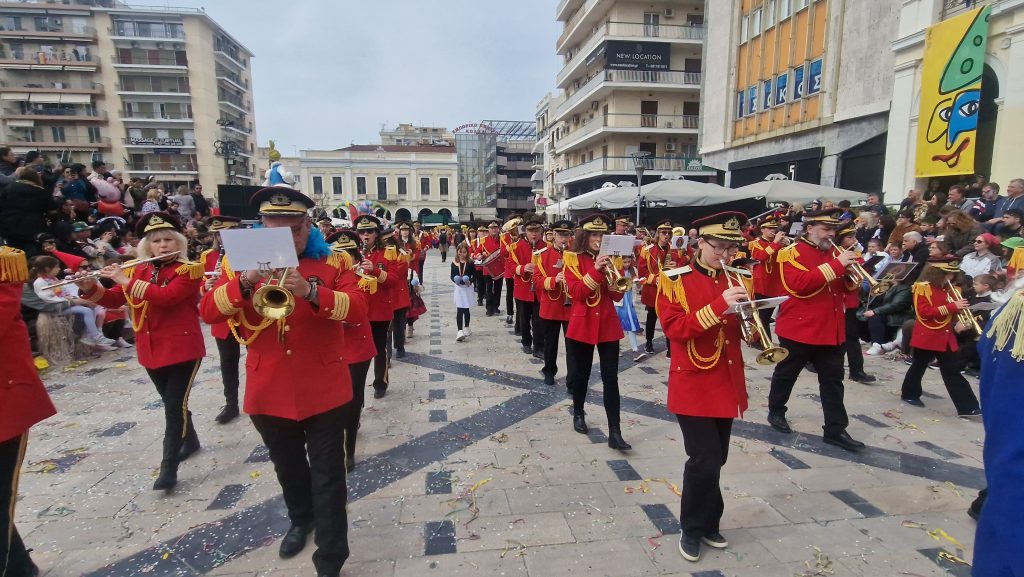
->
[141,0,562,154]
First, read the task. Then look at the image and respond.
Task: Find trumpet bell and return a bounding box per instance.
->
[756,346,789,365]
[253,285,295,320]
[604,267,631,292]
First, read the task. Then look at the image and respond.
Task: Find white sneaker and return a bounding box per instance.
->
[463,327,471,337]
[880,341,898,352]
[80,335,99,346]
[456,330,466,342]
[97,336,117,346]
[115,338,134,349]
[865,343,883,356]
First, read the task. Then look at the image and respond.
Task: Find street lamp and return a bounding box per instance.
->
[631,152,652,225]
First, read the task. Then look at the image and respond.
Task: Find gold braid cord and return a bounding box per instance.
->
[0,246,29,283]
[986,289,1024,361]
[913,282,951,330]
[658,271,724,369]
[777,244,827,299]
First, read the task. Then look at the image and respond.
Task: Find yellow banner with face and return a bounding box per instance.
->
[915,6,991,178]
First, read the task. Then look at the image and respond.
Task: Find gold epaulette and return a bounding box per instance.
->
[562,250,581,279]
[658,270,689,311]
[0,246,29,283]
[174,260,205,280]
[912,281,933,300]
[987,289,1024,360]
[384,246,399,261]
[776,243,805,269]
[326,251,353,270]
[199,248,215,263]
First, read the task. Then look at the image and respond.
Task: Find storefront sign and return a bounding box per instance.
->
[129,136,183,146]
[453,123,497,134]
[604,41,670,71]
[153,148,181,154]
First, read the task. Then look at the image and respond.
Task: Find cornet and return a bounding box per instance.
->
[604,260,631,292]
[829,240,879,291]
[720,259,789,365]
[252,263,295,321]
[947,280,983,336]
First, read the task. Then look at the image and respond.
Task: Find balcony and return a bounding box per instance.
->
[555,113,699,153]
[0,25,96,41]
[120,111,193,122]
[5,136,110,149]
[554,155,711,185]
[116,82,190,96]
[555,69,701,121]
[216,71,248,92]
[111,54,187,71]
[557,0,601,53]
[122,136,196,147]
[214,49,247,70]
[3,107,106,121]
[503,177,534,188]
[107,26,185,41]
[0,52,99,71]
[125,162,198,175]
[0,80,103,94]
[940,0,994,20]
[223,123,253,136]
[557,22,705,87]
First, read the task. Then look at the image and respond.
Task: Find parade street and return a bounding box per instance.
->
[19,255,982,577]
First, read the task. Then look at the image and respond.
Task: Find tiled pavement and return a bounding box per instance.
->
[17,256,984,577]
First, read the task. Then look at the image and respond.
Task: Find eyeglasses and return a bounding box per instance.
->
[974,240,986,244]
[706,242,740,254]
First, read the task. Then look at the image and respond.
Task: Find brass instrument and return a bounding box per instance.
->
[252,264,295,320]
[830,240,879,290]
[43,251,182,290]
[869,273,897,297]
[604,258,631,292]
[947,280,983,335]
[720,259,789,365]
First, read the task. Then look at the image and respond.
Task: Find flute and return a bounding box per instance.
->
[44,251,182,290]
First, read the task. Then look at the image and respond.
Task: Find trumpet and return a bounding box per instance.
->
[829,240,878,290]
[720,259,789,365]
[252,264,295,321]
[43,251,182,290]
[603,259,631,292]
[947,280,983,336]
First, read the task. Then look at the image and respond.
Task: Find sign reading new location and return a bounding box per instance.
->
[604,41,670,71]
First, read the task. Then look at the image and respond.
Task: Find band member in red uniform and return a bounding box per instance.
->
[77,212,206,490]
[511,216,546,356]
[766,208,864,451]
[471,224,487,306]
[747,216,786,344]
[501,216,521,328]
[201,187,368,575]
[535,220,576,387]
[639,220,686,354]
[0,246,57,577]
[200,215,244,424]
[835,224,876,384]
[390,221,415,359]
[900,257,981,415]
[564,214,631,450]
[353,215,398,398]
[327,229,378,471]
[482,220,504,316]
[412,221,428,281]
[656,212,751,562]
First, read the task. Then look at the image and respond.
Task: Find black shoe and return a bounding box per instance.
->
[767,413,792,434]
[522,344,532,354]
[395,348,406,359]
[902,397,925,407]
[178,420,200,461]
[823,431,865,452]
[678,535,701,562]
[958,408,982,417]
[645,342,654,354]
[152,459,178,491]
[532,350,544,359]
[573,412,588,434]
[373,386,387,399]
[278,524,312,559]
[849,371,877,384]
[513,328,522,336]
[506,315,514,325]
[485,311,494,317]
[702,532,728,548]
[543,373,555,386]
[214,404,239,424]
[608,426,632,451]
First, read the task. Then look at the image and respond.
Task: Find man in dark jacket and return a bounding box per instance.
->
[0,168,61,256]
[899,232,929,282]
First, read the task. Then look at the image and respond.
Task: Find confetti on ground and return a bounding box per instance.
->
[937,551,970,566]
[646,532,663,559]
[927,528,966,550]
[795,545,835,576]
[500,539,527,558]
[490,433,509,443]
[249,471,261,480]
[37,504,74,517]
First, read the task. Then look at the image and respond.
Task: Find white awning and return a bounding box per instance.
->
[29,93,62,103]
[59,93,92,104]
[6,120,36,127]
[0,92,30,101]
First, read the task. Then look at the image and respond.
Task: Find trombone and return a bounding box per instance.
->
[829,240,879,291]
[946,280,983,336]
[720,259,789,365]
[43,251,182,290]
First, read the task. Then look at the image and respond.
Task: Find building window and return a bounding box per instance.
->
[780,0,791,19]
[357,176,367,197]
[51,126,65,143]
[440,177,449,197]
[87,126,101,143]
[807,58,823,95]
[751,9,761,37]
[312,176,323,196]
[741,14,749,42]
[737,91,745,119]
[332,176,342,196]
[747,85,757,116]
[421,177,430,197]
[775,73,789,106]
[765,0,776,28]
[377,176,387,200]
[793,65,806,100]
[795,0,809,10]
[398,176,408,196]
[762,78,773,110]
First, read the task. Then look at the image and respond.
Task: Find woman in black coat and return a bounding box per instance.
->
[0,169,61,256]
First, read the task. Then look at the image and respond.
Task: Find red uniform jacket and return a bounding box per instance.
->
[201,248,232,340]
[909,283,960,352]
[748,237,783,297]
[534,246,571,322]
[638,244,687,307]
[344,319,376,364]
[481,235,503,278]
[364,245,399,322]
[390,246,412,311]
[511,238,543,302]
[564,251,624,345]
[201,257,369,420]
[774,238,848,346]
[1,282,56,442]
[656,259,747,418]
[501,233,517,280]
[85,259,205,369]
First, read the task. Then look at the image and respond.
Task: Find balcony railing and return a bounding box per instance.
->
[112,54,186,67]
[0,24,96,37]
[941,0,993,20]
[116,82,190,93]
[556,114,699,151]
[558,22,706,85]
[5,136,110,147]
[126,162,198,172]
[0,53,99,66]
[216,70,248,90]
[122,137,196,147]
[108,26,185,39]
[554,155,707,184]
[3,106,106,119]
[557,70,701,119]
[120,111,193,120]
[557,0,599,49]
[0,80,103,92]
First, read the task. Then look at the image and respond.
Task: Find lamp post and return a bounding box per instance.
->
[631,151,652,225]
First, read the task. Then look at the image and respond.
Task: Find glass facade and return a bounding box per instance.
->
[455,131,497,211]
[455,120,536,219]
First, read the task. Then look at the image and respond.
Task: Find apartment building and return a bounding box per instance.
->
[701,0,899,192]
[550,0,715,198]
[299,144,459,223]
[0,0,256,193]
[380,123,454,146]
[455,120,537,222]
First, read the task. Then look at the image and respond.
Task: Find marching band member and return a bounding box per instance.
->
[200,215,244,424]
[766,208,865,452]
[471,224,487,306]
[327,229,377,472]
[564,214,631,451]
[0,246,56,577]
[482,220,504,317]
[747,216,785,344]
[900,257,981,415]
[656,212,751,563]
[510,216,546,356]
[500,216,521,328]
[639,220,686,355]
[76,212,206,490]
[200,187,368,575]
[535,219,576,387]
[390,222,415,359]
[353,215,399,399]
[835,224,877,384]
[412,221,428,281]
[614,216,632,236]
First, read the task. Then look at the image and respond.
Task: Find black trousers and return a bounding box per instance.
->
[416,258,425,282]
[566,338,621,427]
[215,335,241,407]
[843,309,865,375]
[391,307,408,353]
[1,434,34,577]
[485,276,503,314]
[439,246,448,262]
[474,270,485,304]
[345,359,371,465]
[645,307,658,346]
[505,278,515,319]
[768,337,849,436]
[145,359,201,461]
[541,317,575,380]
[901,347,980,414]
[250,405,350,576]
[369,320,390,392]
[676,415,733,539]
[456,308,470,330]
[516,298,544,351]
[754,293,775,345]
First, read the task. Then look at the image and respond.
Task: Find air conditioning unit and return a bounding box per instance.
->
[664,8,675,18]
[665,142,677,152]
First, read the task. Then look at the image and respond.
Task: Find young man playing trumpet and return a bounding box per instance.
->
[510,215,546,356]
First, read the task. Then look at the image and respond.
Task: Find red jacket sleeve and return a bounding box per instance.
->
[778,246,846,297]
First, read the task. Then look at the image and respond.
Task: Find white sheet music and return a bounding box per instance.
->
[220,227,299,271]
[599,234,636,256]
